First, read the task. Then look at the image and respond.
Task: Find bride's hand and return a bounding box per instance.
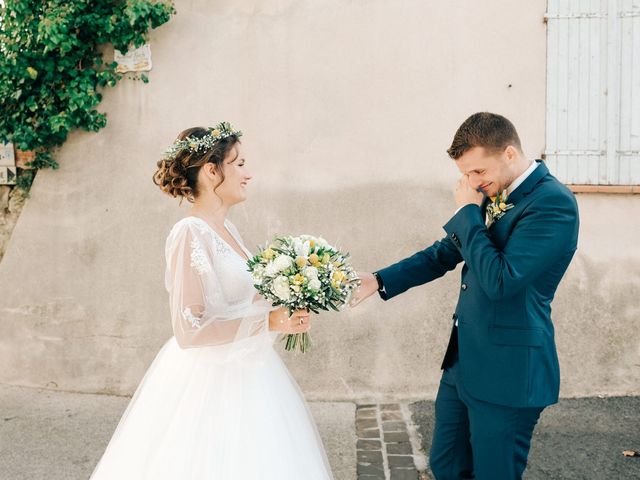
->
[269,308,311,334]
[349,272,378,307]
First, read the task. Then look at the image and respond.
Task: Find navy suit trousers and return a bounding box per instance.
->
[430,355,544,480]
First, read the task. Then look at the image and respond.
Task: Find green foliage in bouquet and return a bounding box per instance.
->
[248,235,360,353]
[0,0,175,190]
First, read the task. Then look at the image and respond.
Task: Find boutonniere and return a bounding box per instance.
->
[486,189,514,227]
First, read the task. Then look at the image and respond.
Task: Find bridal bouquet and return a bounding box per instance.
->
[248,235,360,353]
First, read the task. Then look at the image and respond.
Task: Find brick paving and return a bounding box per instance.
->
[356,403,429,480]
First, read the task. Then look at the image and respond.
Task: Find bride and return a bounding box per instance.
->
[90,122,333,479]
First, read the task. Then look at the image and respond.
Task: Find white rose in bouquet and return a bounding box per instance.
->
[264,254,293,277]
[303,266,319,280]
[293,238,311,258]
[308,278,322,291]
[274,254,293,271]
[272,275,291,301]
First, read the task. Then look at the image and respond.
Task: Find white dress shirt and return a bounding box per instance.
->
[506,160,539,196]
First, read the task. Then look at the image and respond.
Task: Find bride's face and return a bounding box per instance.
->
[202,143,252,205]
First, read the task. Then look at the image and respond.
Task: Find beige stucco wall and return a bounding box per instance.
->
[1,0,638,400]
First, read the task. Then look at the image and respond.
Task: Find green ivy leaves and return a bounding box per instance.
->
[0,0,175,174]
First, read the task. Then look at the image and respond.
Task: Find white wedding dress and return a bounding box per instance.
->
[90,216,333,480]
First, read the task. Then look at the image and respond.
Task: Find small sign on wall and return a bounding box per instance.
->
[114,44,152,73]
[0,142,15,167]
[0,167,17,185]
[0,142,16,185]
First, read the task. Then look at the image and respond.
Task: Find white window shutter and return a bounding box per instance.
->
[618,0,640,184]
[545,0,640,185]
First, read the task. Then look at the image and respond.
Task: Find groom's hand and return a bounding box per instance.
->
[350,272,378,307]
[454,175,484,208]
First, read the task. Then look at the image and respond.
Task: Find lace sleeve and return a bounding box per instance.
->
[164,220,275,349]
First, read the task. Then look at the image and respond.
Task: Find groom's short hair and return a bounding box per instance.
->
[447,112,522,159]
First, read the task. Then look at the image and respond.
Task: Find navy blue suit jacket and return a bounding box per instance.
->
[377,161,579,408]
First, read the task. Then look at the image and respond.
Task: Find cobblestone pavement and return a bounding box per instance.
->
[356,396,640,480]
[356,403,429,480]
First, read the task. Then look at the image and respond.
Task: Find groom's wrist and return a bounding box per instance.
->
[373,271,385,294]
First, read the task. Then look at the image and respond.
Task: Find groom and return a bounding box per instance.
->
[354,112,579,479]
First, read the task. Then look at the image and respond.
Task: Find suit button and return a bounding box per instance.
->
[461,283,467,290]
[450,233,461,247]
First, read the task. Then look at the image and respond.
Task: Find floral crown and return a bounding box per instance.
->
[163,121,242,161]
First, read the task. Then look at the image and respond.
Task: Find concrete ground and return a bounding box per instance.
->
[410,396,640,479]
[3,383,640,480]
[0,384,356,480]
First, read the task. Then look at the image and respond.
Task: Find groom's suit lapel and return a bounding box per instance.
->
[504,160,548,206]
[487,160,549,243]
[482,161,548,232]
[480,196,491,220]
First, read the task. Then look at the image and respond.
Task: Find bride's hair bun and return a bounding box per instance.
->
[153,152,191,200]
[153,126,241,203]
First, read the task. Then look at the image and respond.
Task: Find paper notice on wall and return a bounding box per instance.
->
[0,167,17,185]
[0,142,15,167]
[114,44,152,73]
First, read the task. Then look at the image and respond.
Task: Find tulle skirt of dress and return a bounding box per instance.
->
[90,335,333,480]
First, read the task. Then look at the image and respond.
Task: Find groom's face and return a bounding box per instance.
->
[454,146,514,198]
